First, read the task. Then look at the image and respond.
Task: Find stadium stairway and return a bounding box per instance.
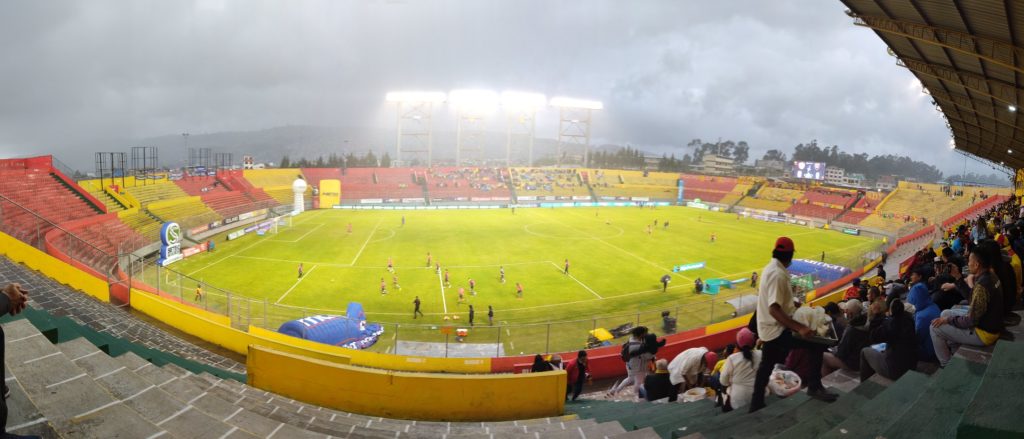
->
[563,312,1024,439]
[0,313,643,438]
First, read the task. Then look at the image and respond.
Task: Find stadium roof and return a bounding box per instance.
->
[841,0,1024,170]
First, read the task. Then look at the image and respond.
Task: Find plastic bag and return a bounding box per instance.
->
[768,365,802,397]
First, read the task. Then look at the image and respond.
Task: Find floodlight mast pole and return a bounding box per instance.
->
[552,98,600,169]
[389,92,442,168]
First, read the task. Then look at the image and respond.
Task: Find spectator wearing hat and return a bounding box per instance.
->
[667,347,717,390]
[822,299,870,376]
[719,328,762,411]
[750,237,838,413]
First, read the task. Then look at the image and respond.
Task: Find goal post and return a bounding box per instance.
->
[272,214,292,234]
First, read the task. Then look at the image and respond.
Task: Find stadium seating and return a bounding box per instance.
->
[514,168,591,199]
[242,169,311,204]
[174,176,229,196]
[857,182,1011,232]
[117,210,163,241]
[299,167,343,188]
[339,168,425,201]
[123,182,189,207]
[147,196,222,229]
[50,216,149,272]
[717,183,753,206]
[0,170,104,246]
[201,191,271,219]
[426,167,513,200]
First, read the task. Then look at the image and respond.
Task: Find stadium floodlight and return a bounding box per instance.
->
[549,96,603,167]
[387,91,445,167]
[501,91,547,111]
[502,91,547,167]
[449,89,498,166]
[385,91,446,103]
[448,89,499,111]
[549,96,604,110]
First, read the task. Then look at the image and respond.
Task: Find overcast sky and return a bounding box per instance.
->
[0,0,997,175]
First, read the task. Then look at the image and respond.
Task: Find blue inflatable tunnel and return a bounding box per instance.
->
[278,302,384,350]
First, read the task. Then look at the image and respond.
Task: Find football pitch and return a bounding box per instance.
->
[153,206,880,354]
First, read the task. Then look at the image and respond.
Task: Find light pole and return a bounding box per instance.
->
[181,132,190,170]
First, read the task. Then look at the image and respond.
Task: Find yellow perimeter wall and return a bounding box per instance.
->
[0,233,109,302]
[248,345,566,421]
[128,289,491,373]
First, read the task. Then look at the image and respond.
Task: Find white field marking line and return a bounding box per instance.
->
[276,265,318,304]
[437,270,448,314]
[350,219,382,265]
[230,255,552,270]
[521,222,624,240]
[186,210,324,276]
[268,223,326,243]
[369,228,397,243]
[548,261,602,299]
[548,214,673,274]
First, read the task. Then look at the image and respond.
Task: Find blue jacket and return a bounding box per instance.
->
[907,281,939,361]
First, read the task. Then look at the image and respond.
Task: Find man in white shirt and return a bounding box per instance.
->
[667,347,717,390]
[749,237,838,412]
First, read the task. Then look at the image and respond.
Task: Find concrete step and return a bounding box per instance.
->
[957,341,1024,437]
[883,357,987,439]
[817,371,930,439]
[3,319,165,438]
[608,427,662,439]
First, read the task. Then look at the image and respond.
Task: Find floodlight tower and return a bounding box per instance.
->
[386,91,446,167]
[449,89,499,166]
[501,91,546,167]
[550,97,603,168]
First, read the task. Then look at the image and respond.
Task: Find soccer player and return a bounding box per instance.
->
[392,274,401,291]
[468,305,475,327]
[387,257,394,273]
[515,282,524,299]
[194,284,203,302]
[413,296,424,318]
[458,287,465,304]
[426,252,432,267]
[297,263,303,278]
[751,271,758,288]
[435,262,441,274]
[499,266,506,283]
[488,305,494,325]
[401,216,405,227]
[469,278,476,295]
[564,259,570,275]
[710,232,716,243]
[663,221,669,229]
[347,223,352,234]
[444,269,451,288]
[380,278,387,295]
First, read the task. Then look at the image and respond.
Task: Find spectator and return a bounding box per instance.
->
[907,277,940,362]
[564,351,588,401]
[642,332,666,357]
[719,328,762,411]
[824,302,847,339]
[667,346,717,390]
[933,260,970,310]
[530,354,552,373]
[642,359,680,402]
[822,299,870,376]
[607,327,650,398]
[843,278,862,301]
[750,237,837,413]
[860,299,917,381]
[931,240,1005,367]
[549,354,563,371]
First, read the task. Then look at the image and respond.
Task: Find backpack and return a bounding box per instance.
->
[620,340,642,362]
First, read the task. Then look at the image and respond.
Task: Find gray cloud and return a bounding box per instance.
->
[0,0,991,175]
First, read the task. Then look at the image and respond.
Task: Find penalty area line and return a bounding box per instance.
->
[549,262,602,299]
[276,265,317,304]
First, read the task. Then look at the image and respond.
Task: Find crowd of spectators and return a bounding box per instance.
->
[428,167,507,193]
[513,168,583,192]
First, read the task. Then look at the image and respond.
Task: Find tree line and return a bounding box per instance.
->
[280,151,392,168]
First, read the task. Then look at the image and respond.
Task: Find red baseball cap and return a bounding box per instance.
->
[775,237,795,252]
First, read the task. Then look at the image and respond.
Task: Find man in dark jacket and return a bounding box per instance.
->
[642,359,680,402]
[859,299,917,381]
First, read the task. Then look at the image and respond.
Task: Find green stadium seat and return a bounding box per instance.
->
[817,371,930,439]
[957,341,1024,438]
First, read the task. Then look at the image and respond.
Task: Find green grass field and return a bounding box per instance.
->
[146,206,880,355]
